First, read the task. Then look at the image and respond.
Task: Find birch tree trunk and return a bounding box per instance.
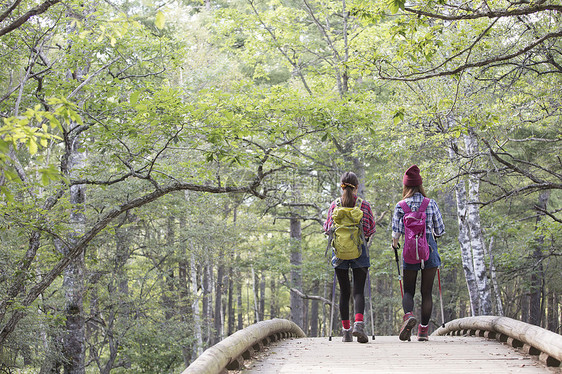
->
[290,217,304,330]
[463,128,492,315]
[448,144,480,316]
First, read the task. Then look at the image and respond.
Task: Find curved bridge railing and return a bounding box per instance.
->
[182,318,306,374]
[433,316,562,367]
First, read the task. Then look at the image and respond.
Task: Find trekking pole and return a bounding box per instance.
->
[328,271,337,341]
[392,243,404,298]
[367,270,376,340]
[437,267,445,328]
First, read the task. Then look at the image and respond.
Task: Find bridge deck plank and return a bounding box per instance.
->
[243,336,557,373]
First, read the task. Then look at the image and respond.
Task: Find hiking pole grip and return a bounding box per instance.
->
[392,243,404,298]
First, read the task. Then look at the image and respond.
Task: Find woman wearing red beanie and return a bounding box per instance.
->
[391,165,445,341]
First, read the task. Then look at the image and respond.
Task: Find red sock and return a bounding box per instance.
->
[355,313,364,322]
[342,320,351,329]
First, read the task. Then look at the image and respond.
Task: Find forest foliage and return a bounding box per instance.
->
[0,0,560,371]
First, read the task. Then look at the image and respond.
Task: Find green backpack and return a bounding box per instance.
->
[329,197,365,260]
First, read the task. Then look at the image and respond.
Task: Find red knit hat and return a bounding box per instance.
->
[403,165,423,186]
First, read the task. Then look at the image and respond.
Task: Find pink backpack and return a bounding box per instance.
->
[398,198,430,268]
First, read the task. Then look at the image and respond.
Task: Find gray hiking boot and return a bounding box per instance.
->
[352,321,368,343]
[342,328,353,342]
[399,312,417,341]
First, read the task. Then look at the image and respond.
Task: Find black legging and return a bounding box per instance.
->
[335,267,368,320]
[402,267,437,325]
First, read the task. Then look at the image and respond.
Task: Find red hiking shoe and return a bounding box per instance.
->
[417,324,429,341]
[399,312,417,341]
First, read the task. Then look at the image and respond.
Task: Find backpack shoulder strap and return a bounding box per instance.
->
[398,200,411,213]
[354,197,368,249]
[419,197,430,213]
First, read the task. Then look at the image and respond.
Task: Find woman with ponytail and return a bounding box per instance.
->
[323,172,376,343]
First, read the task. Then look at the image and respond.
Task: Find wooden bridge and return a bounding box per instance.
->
[182,317,562,374]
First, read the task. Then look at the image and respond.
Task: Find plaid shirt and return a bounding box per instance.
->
[392,192,445,239]
[323,197,376,238]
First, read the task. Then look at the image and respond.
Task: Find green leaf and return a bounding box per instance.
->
[130,91,140,105]
[41,172,50,187]
[0,186,14,201]
[155,11,165,30]
[385,0,405,14]
[28,138,38,155]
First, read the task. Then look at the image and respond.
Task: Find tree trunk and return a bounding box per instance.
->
[309,280,319,337]
[226,262,234,336]
[270,277,278,319]
[202,264,213,346]
[451,175,480,315]
[251,267,260,323]
[236,257,243,331]
[190,246,203,358]
[178,215,191,366]
[259,272,266,321]
[227,207,237,335]
[163,216,176,321]
[547,291,558,333]
[530,191,549,326]
[521,292,530,323]
[448,142,480,316]
[61,10,94,370]
[290,217,304,329]
[485,236,503,316]
[213,262,224,344]
[98,222,132,372]
[62,128,87,374]
[463,129,492,315]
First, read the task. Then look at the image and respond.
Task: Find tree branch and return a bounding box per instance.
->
[379,29,562,81]
[403,4,562,21]
[0,0,61,37]
[0,0,23,23]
